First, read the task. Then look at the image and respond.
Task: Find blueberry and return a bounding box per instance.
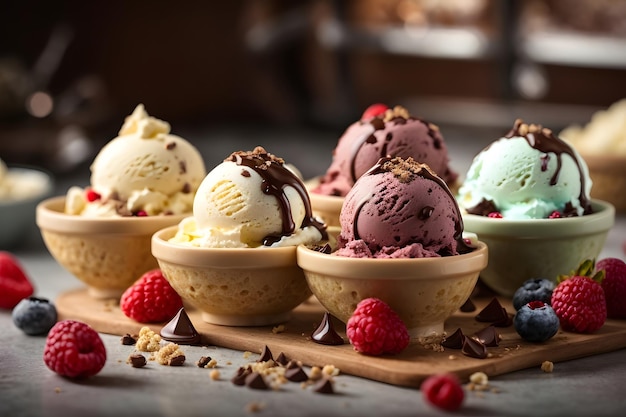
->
[514,301,559,343]
[12,296,58,335]
[512,278,555,310]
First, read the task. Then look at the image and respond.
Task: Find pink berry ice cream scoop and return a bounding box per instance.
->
[335,156,468,258]
[313,104,458,197]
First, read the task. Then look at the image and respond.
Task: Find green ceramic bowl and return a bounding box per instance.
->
[462,199,615,297]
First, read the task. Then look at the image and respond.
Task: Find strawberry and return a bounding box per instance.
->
[596,257,626,319]
[361,103,389,121]
[0,251,35,309]
[551,259,606,333]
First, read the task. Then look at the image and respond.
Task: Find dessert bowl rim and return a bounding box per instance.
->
[461,199,614,237]
[36,195,188,235]
[296,240,488,280]
[152,226,300,268]
[0,166,54,207]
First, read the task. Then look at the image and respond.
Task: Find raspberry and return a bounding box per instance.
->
[548,210,562,219]
[551,260,606,333]
[43,320,106,378]
[487,211,503,218]
[421,373,464,411]
[0,251,35,309]
[346,298,409,355]
[361,103,389,121]
[597,257,626,319]
[120,269,183,323]
[85,188,101,202]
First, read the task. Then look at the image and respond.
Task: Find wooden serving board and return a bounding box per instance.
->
[56,288,626,388]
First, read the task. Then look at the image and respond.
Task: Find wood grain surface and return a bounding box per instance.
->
[56,288,626,388]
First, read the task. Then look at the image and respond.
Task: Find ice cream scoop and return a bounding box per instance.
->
[170,146,326,248]
[336,156,468,258]
[457,119,593,219]
[313,104,458,197]
[65,104,206,217]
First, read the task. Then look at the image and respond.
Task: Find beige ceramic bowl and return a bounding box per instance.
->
[462,199,615,297]
[151,226,313,327]
[0,167,54,249]
[583,154,626,212]
[36,196,187,299]
[296,241,488,338]
[305,177,343,228]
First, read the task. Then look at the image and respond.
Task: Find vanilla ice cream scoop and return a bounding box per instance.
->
[66,104,206,216]
[458,119,593,219]
[171,146,326,248]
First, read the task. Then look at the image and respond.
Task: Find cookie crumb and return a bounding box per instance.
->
[54,387,62,393]
[245,402,265,413]
[467,371,490,391]
[541,360,554,373]
[136,327,161,352]
[272,324,285,334]
[243,351,252,359]
[154,342,185,366]
[210,369,220,380]
[322,364,340,377]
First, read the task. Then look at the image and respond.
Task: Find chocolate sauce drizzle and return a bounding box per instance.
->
[227,147,327,246]
[352,156,470,255]
[504,119,593,216]
[348,116,441,184]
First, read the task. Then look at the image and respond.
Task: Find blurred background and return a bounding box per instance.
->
[1,0,625,180]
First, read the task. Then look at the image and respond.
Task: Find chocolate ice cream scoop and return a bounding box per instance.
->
[336,156,467,258]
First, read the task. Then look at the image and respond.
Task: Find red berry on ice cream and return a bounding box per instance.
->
[597,257,626,319]
[0,251,34,309]
[361,103,389,120]
[421,373,465,411]
[551,259,606,333]
[85,189,101,202]
[44,320,106,378]
[346,298,409,355]
[120,269,183,323]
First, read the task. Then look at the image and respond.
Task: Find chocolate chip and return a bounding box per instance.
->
[441,328,465,349]
[245,372,268,390]
[166,141,176,150]
[473,325,501,347]
[169,355,186,366]
[311,312,344,345]
[121,334,136,345]
[231,367,251,386]
[476,298,509,325]
[460,297,476,312]
[285,360,300,370]
[462,336,488,359]
[313,378,334,394]
[275,352,289,366]
[160,308,201,345]
[179,160,187,174]
[197,356,212,368]
[128,353,146,368]
[258,345,273,362]
[285,366,308,382]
